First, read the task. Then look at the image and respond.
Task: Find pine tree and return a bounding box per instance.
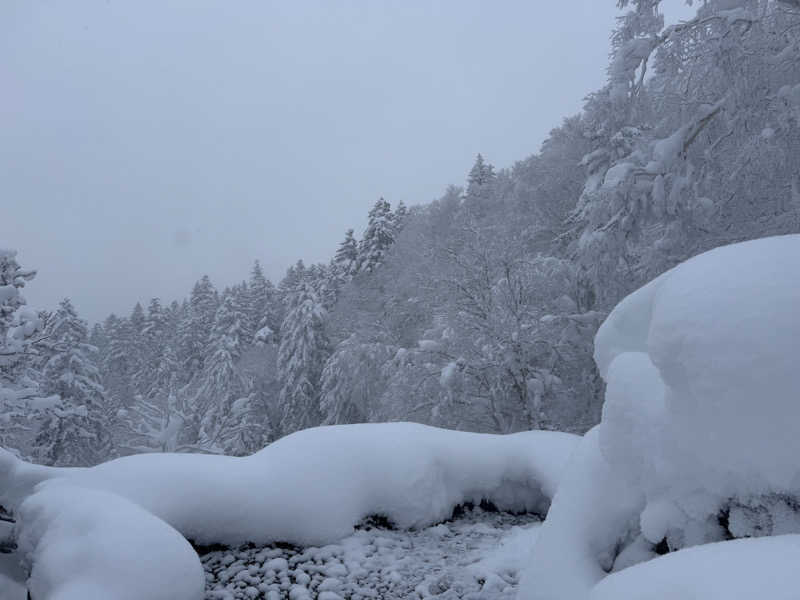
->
[0,249,43,450]
[135,298,169,397]
[334,229,358,276]
[129,301,146,334]
[356,198,395,274]
[178,275,218,379]
[278,281,329,435]
[464,154,497,216]
[393,201,409,235]
[248,260,278,343]
[33,298,112,466]
[232,281,255,346]
[102,314,136,408]
[195,294,263,453]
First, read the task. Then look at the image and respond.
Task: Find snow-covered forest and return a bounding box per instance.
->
[2,0,800,599]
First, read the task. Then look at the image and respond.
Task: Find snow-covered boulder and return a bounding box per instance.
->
[520,234,800,599]
[1,423,578,547]
[16,482,204,600]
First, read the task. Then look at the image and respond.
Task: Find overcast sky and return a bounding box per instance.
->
[1,1,695,323]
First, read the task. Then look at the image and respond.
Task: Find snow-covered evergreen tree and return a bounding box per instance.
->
[135,297,169,398]
[0,249,43,451]
[334,229,359,276]
[102,314,135,408]
[33,298,112,466]
[464,154,497,216]
[195,294,265,454]
[356,198,396,274]
[248,260,278,344]
[177,275,218,380]
[277,281,329,435]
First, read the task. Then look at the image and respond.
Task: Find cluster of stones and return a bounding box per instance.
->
[201,507,540,600]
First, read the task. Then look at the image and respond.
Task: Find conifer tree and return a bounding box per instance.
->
[102,314,135,408]
[195,294,262,453]
[248,260,278,342]
[0,249,43,450]
[178,275,218,378]
[464,154,497,216]
[356,198,395,274]
[33,298,112,466]
[334,229,358,275]
[278,281,329,435]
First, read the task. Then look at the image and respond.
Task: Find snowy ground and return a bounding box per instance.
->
[201,506,540,600]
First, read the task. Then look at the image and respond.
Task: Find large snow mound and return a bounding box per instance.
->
[597,234,800,528]
[590,535,800,600]
[520,235,800,600]
[1,423,578,547]
[16,482,204,600]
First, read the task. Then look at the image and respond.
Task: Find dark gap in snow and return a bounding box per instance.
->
[191,541,230,555]
[654,537,670,555]
[717,507,734,541]
[451,500,498,520]
[355,513,397,531]
[449,499,544,523]
[194,539,303,557]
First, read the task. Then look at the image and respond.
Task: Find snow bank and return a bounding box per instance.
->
[518,428,644,600]
[0,550,26,600]
[598,235,800,526]
[1,423,578,547]
[590,535,800,600]
[520,235,800,600]
[16,482,204,600]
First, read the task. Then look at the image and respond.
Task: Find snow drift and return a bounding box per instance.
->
[590,535,800,600]
[520,234,800,599]
[1,423,578,548]
[16,482,204,600]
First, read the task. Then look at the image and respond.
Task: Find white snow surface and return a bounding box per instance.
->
[16,482,204,600]
[518,428,643,600]
[1,423,578,547]
[597,234,800,512]
[590,535,800,600]
[520,235,800,600]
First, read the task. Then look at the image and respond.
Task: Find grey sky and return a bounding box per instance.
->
[1,1,694,323]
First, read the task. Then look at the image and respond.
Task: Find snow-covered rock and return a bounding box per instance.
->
[1,423,578,547]
[520,234,800,600]
[202,507,539,600]
[16,481,204,600]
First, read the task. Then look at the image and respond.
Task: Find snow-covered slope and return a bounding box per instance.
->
[520,234,800,599]
[2,423,577,547]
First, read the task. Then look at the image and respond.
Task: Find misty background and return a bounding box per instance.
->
[2,0,692,322]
